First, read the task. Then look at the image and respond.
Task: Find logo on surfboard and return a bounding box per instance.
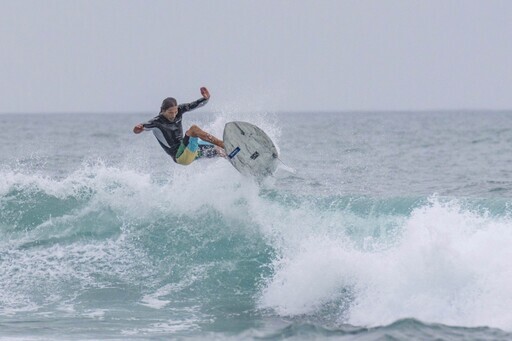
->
[228,147,241,159]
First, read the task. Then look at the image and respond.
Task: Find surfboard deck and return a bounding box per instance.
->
[223,121,278,177]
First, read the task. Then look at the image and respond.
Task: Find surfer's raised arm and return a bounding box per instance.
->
[179,87,210,114]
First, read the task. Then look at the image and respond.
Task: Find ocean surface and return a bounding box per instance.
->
[1,111,512,340]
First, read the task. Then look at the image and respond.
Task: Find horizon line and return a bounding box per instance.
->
[1,109,512,115]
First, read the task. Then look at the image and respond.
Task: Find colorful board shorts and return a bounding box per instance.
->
[175,137,218,165]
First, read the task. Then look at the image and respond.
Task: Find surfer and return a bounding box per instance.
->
[133,87,225,165]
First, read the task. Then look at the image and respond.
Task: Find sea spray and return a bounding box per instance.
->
[258,196,512,330]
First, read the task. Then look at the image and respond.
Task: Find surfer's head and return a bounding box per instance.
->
[160,97,177,113]
[160,97,178,121]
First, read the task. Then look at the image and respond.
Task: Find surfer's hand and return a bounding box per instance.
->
[200,87,210,100]
[133,124,144,134]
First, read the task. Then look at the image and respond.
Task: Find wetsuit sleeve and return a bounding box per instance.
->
[141,116,160,130]
[179,97,209,115]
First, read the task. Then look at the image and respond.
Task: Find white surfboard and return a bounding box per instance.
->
[223,121,278,177]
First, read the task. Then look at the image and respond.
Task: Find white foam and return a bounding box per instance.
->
[6,156,512,330]
[0,234,152,314]
[140,295,170,310]
[0,158,264,315]
[121,318,200,335]
[83,309,107,319]
[258,197,512,330]
[140,266,210,310]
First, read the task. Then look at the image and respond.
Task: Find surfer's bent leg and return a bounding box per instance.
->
[186,125,225,149]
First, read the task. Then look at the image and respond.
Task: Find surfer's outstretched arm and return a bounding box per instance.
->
[133,117,159,134]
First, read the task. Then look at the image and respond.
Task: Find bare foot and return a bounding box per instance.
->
[215,146,227,158]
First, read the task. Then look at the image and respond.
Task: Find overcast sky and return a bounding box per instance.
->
[1,0,511,113]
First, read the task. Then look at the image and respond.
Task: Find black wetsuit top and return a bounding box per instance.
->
[142,97,208,162]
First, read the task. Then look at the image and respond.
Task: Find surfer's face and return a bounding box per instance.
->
[163,106,178,121]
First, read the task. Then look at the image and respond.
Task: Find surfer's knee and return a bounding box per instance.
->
[186,124,201,137]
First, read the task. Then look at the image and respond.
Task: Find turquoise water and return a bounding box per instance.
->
[1,111,512,340]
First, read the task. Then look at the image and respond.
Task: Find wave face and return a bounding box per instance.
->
[2,162,512,339]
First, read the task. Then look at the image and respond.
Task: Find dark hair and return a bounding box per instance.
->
[160,97,177,113]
